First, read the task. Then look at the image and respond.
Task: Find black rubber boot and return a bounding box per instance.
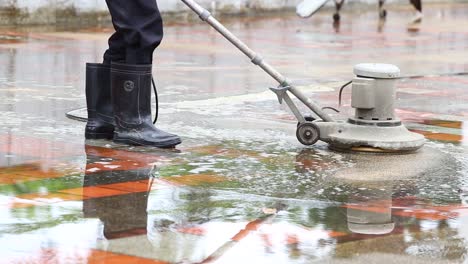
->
[111,62,181,148]
[85,63,114,139]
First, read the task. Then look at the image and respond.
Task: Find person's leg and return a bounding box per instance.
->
[105,0,181,148]
[410,0,422,12]
[378,0,387,19]
[333,0,345,21]
[105,0,163,64]
[409,0,423,23]
[103,31,126,64]
[85,6,127,139]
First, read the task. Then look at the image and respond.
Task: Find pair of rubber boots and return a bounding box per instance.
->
[85,62,181,148]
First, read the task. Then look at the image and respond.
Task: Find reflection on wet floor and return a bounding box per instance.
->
[1,138,467,263]
[1,2,468,263]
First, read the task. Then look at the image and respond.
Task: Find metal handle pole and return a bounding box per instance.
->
[180,0,334,122]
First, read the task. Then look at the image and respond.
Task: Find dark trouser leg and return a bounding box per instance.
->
[378,0,387,18]
[103,31,126,64]
[105,0,164,64]
[409,0,422,12]
[333,0,344,21]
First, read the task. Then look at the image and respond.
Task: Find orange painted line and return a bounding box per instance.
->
[59,186,130,198]
[85,160,152,173]
[5,180,157,209]
[164,173,227,186]
[5,248,168,264]
[177,226,206,236]
[344,197,464,221]
[328,231,347,238]
[411,130,462,143]
[0,164,63,178]
[8,202,41,209]
[393,210,455,221]
[231,219,264,242]
[102,181,151,193]
[0,137,168,172]
[16,192,82,203]
[425,133,463,142]
[85,145,165,165]
[421,120,463,129]
[0,175,39,185]
[0,163,72,185]
[88,250,169,264]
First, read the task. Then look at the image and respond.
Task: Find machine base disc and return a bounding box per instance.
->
[326,122,425,153]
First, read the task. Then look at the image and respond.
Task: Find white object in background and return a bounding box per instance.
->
[296,0,330,18]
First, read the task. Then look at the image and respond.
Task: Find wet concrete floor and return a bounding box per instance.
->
[0,3,468,263]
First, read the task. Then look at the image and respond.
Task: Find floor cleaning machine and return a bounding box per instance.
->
[180,0,425,153]
[67,0,425,153]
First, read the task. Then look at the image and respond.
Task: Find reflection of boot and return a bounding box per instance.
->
[85,63,114,139]
[111,62,181,148]
[83,144,151,239]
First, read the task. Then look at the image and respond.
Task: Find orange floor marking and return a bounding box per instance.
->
[0,163,70,185]
[425,133,462,142]
[393,210,455,221]
[87,249,169,263]
[102,181,151,193]
[177,226,206,236]
[328,231,348,238]
[421,120,463,129]
[4,180,161,209]
[85,145,165,165]
[85,160,153,173]
[0,174,39,185]
[345,197,464,221]
[412,129,463,142]
[164,173,227,186]
[59,186,130,198]
[8,201,42,209]
[231,219,264,242]
[5,248,168,264]
[16,192,82,203]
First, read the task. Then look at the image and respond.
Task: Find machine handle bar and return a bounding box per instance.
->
[180,0,334,122]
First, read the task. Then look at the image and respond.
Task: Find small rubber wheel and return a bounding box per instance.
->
[296,122,320,146]
[333,13,341,21]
